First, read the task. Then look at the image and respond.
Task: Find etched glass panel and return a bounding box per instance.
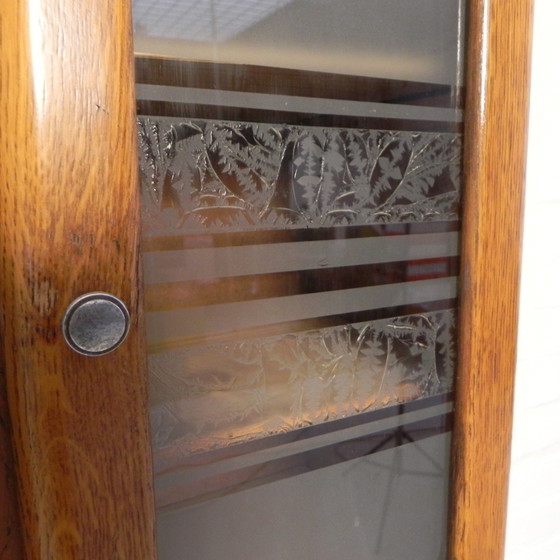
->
[134,0,465,558]
[138,118,462,234]
[151,310,456,459]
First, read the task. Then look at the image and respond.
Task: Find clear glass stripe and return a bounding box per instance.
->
[155,400,453,486]
[142,222,461,250]
[155,413,452,509]
[143,232,460,283]
[136,84,463,122]
[145,276,458,346]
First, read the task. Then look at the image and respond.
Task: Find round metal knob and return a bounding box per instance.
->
[62,293,130,356]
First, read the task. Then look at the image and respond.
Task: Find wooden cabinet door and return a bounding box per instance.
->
[0,1,532,559]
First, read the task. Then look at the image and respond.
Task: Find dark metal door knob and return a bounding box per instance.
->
[62,292,130,356]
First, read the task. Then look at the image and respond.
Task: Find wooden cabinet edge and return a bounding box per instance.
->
[0,361,25,560]
[0,1,157,558]
[449,1,534,559]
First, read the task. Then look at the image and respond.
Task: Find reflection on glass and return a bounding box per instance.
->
[133,0,464,83]
[134,0,465,558]
[134,0,294,43]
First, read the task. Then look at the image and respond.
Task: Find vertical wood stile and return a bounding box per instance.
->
[0,1,157,558]
[450,1,533,558]
[0,362,24,559]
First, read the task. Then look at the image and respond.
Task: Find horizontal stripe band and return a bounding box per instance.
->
[147,298,457,353]
[137,84,463,123]
[137,100,462,132]
[135,57,462,109]
[155,392,453,474]
[157,403,453,484]
[142,221,461,252]
[145,277,458,346]
[145,256,459,312]
[143,232,460,283]
[156,412,452,509]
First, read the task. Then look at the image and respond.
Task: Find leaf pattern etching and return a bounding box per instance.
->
[150,310,456,460]
[138,118,462,234]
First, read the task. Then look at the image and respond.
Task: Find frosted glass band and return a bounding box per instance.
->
[137,84,463,122]
[146,276,457,345]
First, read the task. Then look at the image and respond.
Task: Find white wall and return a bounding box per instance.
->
[505,2,560,558]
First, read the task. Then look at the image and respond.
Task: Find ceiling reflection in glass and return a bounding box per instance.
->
[133,0,293,43]
[133,0,465,84]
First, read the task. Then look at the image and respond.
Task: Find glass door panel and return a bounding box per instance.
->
[133,1,465,558]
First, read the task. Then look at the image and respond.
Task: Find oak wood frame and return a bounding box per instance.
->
[450,1,533,558]
[0,0,533,559]
[0,1,156,559]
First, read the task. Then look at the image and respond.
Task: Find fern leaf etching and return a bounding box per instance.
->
[138,117,462,234]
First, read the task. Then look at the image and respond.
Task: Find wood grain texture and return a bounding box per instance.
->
[0,363,24,560]
[0,1,156,559]
[449,1,533,559]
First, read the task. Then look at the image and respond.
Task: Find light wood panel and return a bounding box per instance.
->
[449,1,533,558]
[0,1,156,559]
